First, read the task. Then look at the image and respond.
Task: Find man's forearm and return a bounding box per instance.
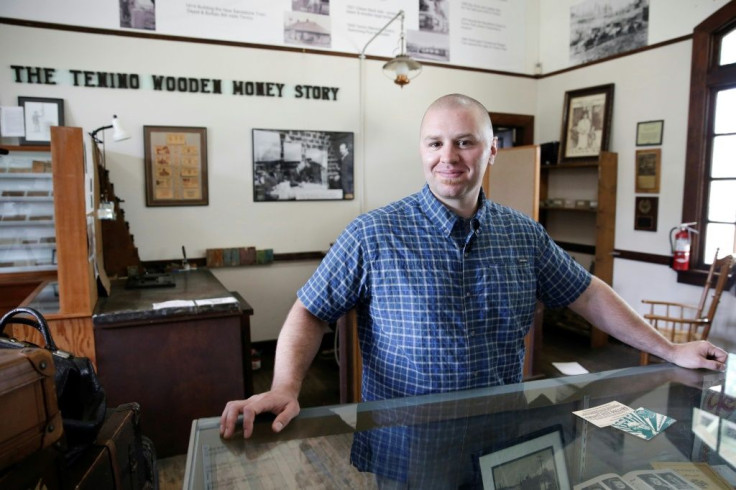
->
[568,277,675,361]
[270,299,330,397]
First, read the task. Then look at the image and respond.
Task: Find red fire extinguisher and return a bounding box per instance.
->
[670,222,698,271]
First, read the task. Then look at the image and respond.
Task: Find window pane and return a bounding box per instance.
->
[708,180,736,222]
[711,135,736,178]
[721,28,736,65]
[714,88,736,134]
[704,223,736,264]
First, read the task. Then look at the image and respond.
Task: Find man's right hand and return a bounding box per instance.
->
[219,390,300,439]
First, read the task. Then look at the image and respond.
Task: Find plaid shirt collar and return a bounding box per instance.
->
[418,184,489,237]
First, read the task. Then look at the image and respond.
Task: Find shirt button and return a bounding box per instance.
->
[464,252,469,258]
[466,292,471,297]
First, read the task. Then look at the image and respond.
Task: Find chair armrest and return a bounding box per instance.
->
[643,314,709,325]
[641,299,698,310]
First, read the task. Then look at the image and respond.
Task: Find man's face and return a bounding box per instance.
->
[339,143,348,157]
[419,103,496,214]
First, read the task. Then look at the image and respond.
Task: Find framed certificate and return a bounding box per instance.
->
[636,120,664,146]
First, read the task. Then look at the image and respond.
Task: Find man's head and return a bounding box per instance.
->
[339,142,349,157]
[419,94,497,217]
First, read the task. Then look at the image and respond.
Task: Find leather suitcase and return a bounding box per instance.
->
[0,347,64,471]
[65,403,157,490]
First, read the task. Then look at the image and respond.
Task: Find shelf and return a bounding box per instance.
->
[540,206,597,213]
[541,161,600,170]
[0,173,53,179]
[0,243,56,250]
[0,220,55,227]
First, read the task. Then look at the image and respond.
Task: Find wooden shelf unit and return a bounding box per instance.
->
[540,151,618,347]
[1,128,100,364]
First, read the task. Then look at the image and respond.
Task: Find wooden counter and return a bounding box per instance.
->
[93,269,253,457]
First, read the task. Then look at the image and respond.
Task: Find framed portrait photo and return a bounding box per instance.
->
[478,427,570,489]
[18,96,64,146]
[559,84,615,163]
[143,126,208,207]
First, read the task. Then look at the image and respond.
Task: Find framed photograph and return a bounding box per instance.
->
[478,427,570,489]
[636,120,664,146]
[18,96,64,146]
[252,128,354,202]
[635,148,661,193]
[143,126,208,206]
[559,84,615,163]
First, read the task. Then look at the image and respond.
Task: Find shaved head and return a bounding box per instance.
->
[421,94,493,140]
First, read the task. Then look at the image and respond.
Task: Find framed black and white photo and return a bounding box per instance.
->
[252,128,354,202]
[559,84,614,163]
[478,427,569,489]
[18,97,64,146]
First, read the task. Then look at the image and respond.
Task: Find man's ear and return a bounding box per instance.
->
[488,137,498,165]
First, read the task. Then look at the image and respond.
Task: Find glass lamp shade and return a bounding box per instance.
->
[383,55,422,87]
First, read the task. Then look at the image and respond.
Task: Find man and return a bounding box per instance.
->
[339,141,354,198]
[221,94,726,441]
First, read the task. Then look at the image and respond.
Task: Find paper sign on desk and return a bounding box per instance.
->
[552,361,589,375]
[152,299,196,310]
[573,400,634,427]
[194,297,239,307]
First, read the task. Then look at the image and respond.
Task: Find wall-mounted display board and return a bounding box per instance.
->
[0,1,527,73]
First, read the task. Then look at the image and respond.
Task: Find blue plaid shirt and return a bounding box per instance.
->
[299,185,590,400]
[299,185,590,480]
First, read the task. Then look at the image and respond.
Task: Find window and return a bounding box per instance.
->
[682,2,736,283]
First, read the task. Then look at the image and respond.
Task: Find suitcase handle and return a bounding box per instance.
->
[0,307,58,352]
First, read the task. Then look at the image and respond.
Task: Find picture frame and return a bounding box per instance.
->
[252,128,354,202]
[558,84,615,163]
[478,426,570,489]
[18,96,64,146]
[635,148,661,193]
[636,120,664,146]
[143,126,208,206]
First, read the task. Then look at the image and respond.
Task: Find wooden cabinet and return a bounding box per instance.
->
[1,127,99,363]
[539,151,617,347]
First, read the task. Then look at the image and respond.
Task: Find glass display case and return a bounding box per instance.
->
[184,363,736,489]
[0,146,56,273]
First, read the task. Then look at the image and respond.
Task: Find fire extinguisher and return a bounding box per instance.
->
[669,222,698,271]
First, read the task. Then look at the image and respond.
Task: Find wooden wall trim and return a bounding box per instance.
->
[613,249,671,265]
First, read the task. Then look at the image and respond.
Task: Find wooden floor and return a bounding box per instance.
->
[157,325,642,489]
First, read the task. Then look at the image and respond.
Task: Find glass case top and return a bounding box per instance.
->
[185,362,736,489]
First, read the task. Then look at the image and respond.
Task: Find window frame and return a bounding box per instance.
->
[681,2,736,285]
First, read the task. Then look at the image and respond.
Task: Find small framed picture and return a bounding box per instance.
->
[18,96,64,146]
[558,84,615,163]
[478,427,569,489]
[636,120,664,146]
[635,148,661,194]
[143,126,209,206]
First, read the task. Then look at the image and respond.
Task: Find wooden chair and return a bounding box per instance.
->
[640,251,735,365]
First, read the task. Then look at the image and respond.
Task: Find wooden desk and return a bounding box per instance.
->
[93,269,252,457]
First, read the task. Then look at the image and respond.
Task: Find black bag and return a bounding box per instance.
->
[0,306,107,463]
